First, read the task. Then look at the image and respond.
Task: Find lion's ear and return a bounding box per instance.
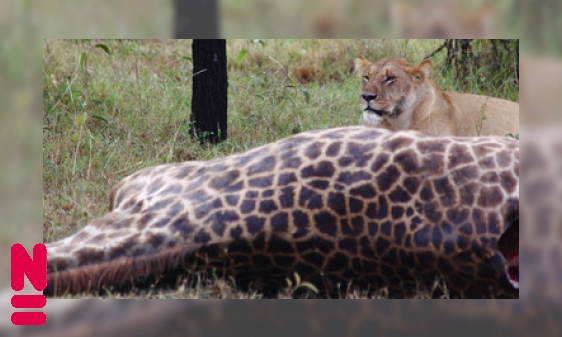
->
[413,59,433,80]
[354,55,372,76]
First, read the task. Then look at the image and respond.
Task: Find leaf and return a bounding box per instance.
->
[300,88,310,103]
[298,282,319,294]
[80,52,87,69]
[285,277,293,288]
[507,133,520,140]
[75,111,88,128]
[293,272,301,286]
[91,113,109,125]
[236,49,248,63]
[95,43,111,55]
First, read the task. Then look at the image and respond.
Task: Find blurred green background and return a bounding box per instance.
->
[0,0,560,331]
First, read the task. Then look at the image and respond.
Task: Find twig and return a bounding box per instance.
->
[424,40,449,60]
[193,68,207,77]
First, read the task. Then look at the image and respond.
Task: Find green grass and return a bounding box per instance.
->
[43,39,518,299]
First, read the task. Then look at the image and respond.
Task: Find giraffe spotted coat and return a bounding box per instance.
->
[46,126,519,298]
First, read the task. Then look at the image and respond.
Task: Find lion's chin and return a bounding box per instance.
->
[362,111,383,126]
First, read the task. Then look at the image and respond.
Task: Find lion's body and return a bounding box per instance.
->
[354,56,519,137]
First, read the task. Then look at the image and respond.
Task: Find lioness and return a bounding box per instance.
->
[354,56,519,137]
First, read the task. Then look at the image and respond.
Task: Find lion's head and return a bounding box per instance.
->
[353,56,433,126]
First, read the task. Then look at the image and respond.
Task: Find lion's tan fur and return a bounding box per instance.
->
[354,56,519,137]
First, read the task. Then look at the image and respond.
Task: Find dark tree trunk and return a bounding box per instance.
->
[428,39,518,93]
[190,39,228,144]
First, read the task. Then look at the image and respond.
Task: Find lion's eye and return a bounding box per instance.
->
[363,76,369,82]
[384,76,396,84]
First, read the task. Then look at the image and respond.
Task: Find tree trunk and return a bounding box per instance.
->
[190,39,228,144]
[426,39,518,95]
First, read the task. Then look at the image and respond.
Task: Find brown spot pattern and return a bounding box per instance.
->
[46,127,519,300]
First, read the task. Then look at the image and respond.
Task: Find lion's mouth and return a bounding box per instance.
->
[363,107,388,116]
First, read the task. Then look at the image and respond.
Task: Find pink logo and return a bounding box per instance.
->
[10,243,47,326]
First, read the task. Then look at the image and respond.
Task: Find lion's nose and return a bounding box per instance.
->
[361,94,377,102]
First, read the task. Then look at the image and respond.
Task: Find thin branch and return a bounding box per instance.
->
[424,40,449,60]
